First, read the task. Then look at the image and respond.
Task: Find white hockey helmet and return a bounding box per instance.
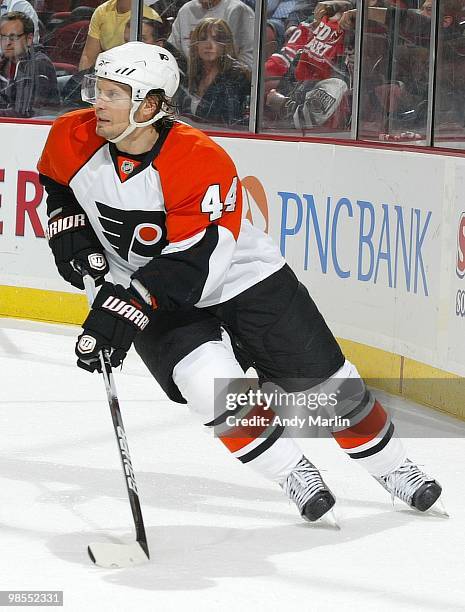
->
[82,41,180,143]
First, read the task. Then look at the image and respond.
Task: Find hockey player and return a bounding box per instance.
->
[38,41,442,522]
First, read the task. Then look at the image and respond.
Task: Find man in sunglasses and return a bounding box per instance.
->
[0,11,59,117]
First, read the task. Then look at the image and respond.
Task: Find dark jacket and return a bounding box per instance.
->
[182,62,251,127]
[0,46,59,118]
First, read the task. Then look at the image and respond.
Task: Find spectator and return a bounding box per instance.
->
[150,0,188,22]
[338,0,463,42]
[419,0,432,17]
[244,0,319,32]
[0,0,38,42]
[123,16,187,78]
[0,11,59,117]
[338,0,465,135]
[265,1,351,89]
[179,17,250,126]
[265,18,285,60]
[285,0,320,30]
[168,0,254,68]
[123,16,167,45]
[78,0,161,71]
[264,1,352,130]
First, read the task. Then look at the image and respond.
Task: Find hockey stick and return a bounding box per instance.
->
[81,272,150,568]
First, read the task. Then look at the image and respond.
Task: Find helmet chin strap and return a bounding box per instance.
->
[108,101,167,144]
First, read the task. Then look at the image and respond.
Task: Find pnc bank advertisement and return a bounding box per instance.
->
[0,123,464,376]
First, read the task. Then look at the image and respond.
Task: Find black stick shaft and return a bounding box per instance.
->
[83,274,149,558]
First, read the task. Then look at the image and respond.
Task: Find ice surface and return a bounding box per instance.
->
[0,318,464,612]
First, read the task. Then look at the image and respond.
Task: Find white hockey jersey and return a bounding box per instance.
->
[38,109,284,309]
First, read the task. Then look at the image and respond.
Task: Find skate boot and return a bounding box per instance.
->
[282,456,336,521]
[374,458,442,512]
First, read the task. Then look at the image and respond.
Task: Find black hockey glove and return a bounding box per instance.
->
[47,208,109,290]
[75,283,152,373]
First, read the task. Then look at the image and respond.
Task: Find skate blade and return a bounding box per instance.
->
[427,498,449,518]
[320,508,341,530]
[88,541,150,568]
[392,497,450,518]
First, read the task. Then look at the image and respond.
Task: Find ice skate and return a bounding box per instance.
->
[375,458,443,512]
[282,456,336,522]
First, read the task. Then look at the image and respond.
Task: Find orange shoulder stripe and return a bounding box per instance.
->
[37,108,105,186]
[154,123,242,243]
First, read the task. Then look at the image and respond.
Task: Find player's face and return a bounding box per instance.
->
[0,19,33,60]
[197,29,225,63]
[94,79,132,139]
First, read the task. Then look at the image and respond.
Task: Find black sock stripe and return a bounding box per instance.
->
[205,412,229,427]
[338,388,373,423]
[347,422,395,459]
[205,389,257,427]
[239,425,285,464]
[205,403,243,427]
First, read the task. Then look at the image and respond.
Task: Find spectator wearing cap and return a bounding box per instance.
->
[265,18,285,60]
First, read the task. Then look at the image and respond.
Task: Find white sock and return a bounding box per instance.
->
[245,437,303,484]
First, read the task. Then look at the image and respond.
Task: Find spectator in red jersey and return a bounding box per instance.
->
[265,1,352,94]
[264,1,353,130]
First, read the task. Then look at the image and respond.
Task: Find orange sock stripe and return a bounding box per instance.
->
[333,400,388,449]
[218,404,275,453]
[219,435,257,453]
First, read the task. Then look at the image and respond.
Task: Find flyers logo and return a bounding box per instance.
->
[241,176,269,234]
[96,201,167,264]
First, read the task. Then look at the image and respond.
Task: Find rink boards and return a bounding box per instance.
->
[0,122,464,420]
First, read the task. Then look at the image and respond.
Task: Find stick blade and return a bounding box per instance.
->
[88,541,149,568]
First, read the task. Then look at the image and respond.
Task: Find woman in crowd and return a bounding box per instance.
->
[182,17,251,127]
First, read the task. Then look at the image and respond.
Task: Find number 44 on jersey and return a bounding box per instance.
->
[200,177,238,221]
